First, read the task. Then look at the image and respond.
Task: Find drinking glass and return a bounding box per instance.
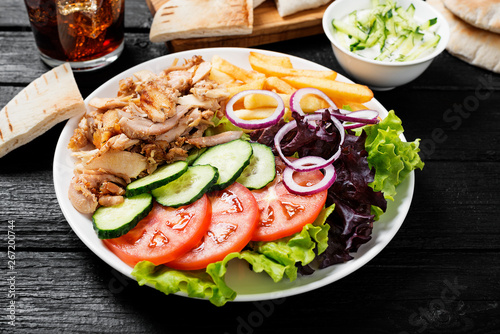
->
[24,0,125,71]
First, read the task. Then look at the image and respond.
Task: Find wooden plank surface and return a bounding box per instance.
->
[145,0,329,52]
[0,251,498,332]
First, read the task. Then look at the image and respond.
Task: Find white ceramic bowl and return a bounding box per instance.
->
[322,0,450,90]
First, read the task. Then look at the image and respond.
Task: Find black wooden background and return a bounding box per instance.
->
[1,0,499,333]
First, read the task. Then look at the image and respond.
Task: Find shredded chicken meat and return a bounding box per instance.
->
[67,56,237,214]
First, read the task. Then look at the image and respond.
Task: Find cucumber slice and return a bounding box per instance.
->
[92,193,153,239]
[185,147,207,165]
[396,4,416,25]
[333,18,368,42]
[406,3,416,18]
[376,35,406,61]
[193,139,253,191]
[396,30,424,59]
[125,161,188,197]
[152,165,218,208]
[236,143,276,190]
[365,15,385,48]
[402,34,441,61]
[419,18,438,31]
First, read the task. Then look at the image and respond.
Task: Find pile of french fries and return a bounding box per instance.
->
[209,52,374,121]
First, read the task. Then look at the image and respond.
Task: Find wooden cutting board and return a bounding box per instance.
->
[145,0,330,52]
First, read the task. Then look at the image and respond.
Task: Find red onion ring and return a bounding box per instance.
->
[341,109,380,129]
[225,90,285,129]
[290,88,337,116]
[282,158,336,195]
[317,108,379,129]
[274,113,345,172]
[317,108,379,123]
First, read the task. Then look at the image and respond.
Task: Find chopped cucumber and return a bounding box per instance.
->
[406,3,416,18]
[152,164,218,208]
[396,4,416,27]
[193,139,253,191]
[125,161,188,197]
[402,34,441,62]
[348,10,358,26]
[332,0,441,62]
[92,193,153,239]
[397,30,424,58]
[332,18,368,42]
[236,143,276,190]
[365,15,385,48]
[376,35,406,61]
[420,18,438,31]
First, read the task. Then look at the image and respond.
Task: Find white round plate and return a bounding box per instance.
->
[53,47,414,302]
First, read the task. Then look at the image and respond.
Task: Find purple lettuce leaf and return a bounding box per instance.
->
[251,110,387,273]
[315,131,386,269]
[250,111,341,158]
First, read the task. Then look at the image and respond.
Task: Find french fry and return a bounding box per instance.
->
[249,52,293,69]
[212,55,265,83]
[300,95,331,112]
[264,77,295,94]
[234,107,276,120]
[249,53,337,80]
[333,98,369,111]
[223,81,244,89]
[281,76,374,103]
[226,78,266,98]
[243,93,288,109]
[235,107,292,121]
[243,93,329,113]
[211,53,372,125]
[209,68,235,85]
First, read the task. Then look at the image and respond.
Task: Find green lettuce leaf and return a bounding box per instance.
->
[131,261,236,307]
[204,115,250,140]
[371,204,385,221]
[362,110,424,200]
[131,205,335,307]
[312,204,335,254]
[250,204,333,281]
[204,205,334,304]
[207,251,287,285]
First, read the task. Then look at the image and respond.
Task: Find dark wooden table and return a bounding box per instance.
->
[1,0,499,333]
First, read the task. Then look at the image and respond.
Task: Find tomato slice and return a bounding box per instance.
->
[251,157,328,242]
[103,195,211,267]
[166,182,259,271]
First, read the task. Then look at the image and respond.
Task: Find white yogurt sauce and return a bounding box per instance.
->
[335,6,440,62]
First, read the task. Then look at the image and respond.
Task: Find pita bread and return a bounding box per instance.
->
[150,0,253,43]
[428,0,500,73]
[274,0,331,17]
[443,0,500,34]
[0,63,86,158]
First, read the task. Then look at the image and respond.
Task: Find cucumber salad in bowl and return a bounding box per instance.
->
[332,0,442,62]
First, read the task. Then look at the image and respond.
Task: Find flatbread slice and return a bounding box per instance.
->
[274,0,331,17]
[0,63,86,158]
[150,0,253,43]
[443,0,500,34]
[428,0,500,74]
